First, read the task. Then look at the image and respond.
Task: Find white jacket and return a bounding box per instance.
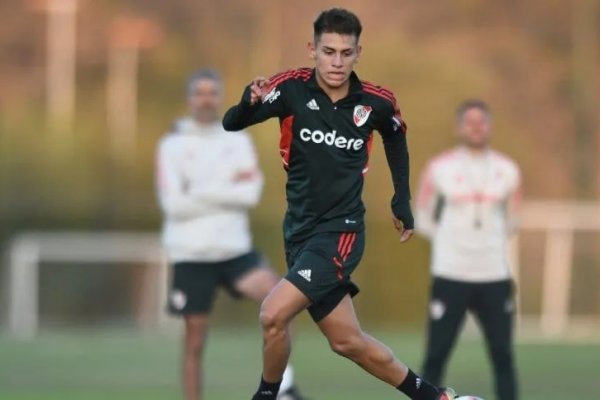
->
[156,118,263,263]
[415,147,522,282]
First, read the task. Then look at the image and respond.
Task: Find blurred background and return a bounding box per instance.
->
[1,0,599,399]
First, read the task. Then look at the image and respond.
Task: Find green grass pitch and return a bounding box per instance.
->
[0,327,598,399]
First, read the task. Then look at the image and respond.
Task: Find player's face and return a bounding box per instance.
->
[187,78,222,124]
[310,32,361,90]
[458,108,491,149]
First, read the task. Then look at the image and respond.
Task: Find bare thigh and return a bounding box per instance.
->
[260,278,312,323]
[234,264,280,303]
[317,294,408,386]
[317,294,363,344]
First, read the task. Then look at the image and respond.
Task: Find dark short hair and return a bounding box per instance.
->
[313,8,362,42]
[456,99,491,120]
[187,68,222,95]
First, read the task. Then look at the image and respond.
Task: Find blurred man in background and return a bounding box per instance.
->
[224,8,458,400]
[156,69,305,400]
[415,100,521,400]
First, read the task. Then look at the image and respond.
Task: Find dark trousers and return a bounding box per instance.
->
[421,278,518,400]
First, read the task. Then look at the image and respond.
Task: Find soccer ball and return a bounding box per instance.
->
[456,397,484,400]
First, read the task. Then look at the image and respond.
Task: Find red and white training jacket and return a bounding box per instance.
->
[415,147,522,282]
[156,117,263,263]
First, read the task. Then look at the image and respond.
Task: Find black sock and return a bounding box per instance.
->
[251,376,282,400]
[397,369,440,400]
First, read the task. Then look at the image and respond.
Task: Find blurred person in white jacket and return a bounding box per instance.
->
[415,100,521,400]
[156,69,305,400]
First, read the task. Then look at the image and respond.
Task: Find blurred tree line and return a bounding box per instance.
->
[0,0,598,327]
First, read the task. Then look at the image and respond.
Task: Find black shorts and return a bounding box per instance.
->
[168,250,262,315]
[285,231,364,322]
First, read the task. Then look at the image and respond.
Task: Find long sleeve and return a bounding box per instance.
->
[193,135,264,208]
[377,99,413,227]
[415,162,439,239]
[505,165,523,234]
[382,129,410,202]
[196,175,264,208]
[156,138,216,220]
[222,77,290,131]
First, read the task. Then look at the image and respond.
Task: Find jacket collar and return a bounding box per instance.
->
[175,117,221,135]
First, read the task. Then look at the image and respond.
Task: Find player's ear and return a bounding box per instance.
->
[355,45,362,64]
[307,41,316,60]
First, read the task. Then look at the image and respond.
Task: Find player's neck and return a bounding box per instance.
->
[315,73,350,103]
[463,144,490,157]
[192,116,219,127]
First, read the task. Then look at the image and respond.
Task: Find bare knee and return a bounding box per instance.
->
[184,316,208,357]
[258,279,309,339]
[235,267,279,303]
[329,333,367,359]
[259,302,289,336]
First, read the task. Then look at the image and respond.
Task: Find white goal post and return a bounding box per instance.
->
[5,231,169,339]
[510,200,600,339]
[4,201,600,339]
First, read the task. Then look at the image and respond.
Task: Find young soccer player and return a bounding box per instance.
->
[157,69,306,400]
[415,100,521,400]
[223,8,457,400]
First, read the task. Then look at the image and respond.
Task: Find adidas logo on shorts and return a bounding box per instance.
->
[298,269,312,282]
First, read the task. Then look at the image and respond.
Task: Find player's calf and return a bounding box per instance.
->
[253,281,311,399]
[329,334,455,400]
[327,330,368,360]
[258,307,292,378]
[182,315,209,400]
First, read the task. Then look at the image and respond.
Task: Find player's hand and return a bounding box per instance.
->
[249,77,271,105]
[233,169,259,182]
[392,216,414,243]
[391,197,414,243]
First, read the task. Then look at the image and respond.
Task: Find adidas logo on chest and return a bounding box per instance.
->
[306,99,319,110]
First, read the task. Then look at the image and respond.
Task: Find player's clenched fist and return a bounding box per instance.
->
[249,77,271,105]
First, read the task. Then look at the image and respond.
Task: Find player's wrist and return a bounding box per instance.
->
[241,87,252,106]
[391,196,414,229]
[241,85,260,108]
